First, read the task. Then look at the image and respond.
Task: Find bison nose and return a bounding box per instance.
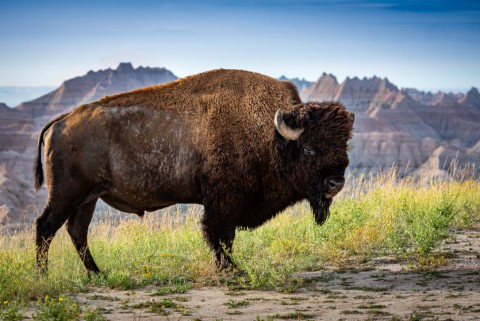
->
[327,178,345,193]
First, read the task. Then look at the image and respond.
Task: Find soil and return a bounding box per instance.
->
[25,227,480,320]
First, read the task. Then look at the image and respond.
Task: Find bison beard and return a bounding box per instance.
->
[309,196,333,226]
[33,69,354,275]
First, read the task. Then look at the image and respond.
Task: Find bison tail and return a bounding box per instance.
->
[33,113,69,192]
[34,135,44,191]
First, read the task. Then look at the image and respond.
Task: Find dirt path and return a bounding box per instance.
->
[31,228,480,320]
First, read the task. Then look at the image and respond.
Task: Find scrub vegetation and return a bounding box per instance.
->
[1,168,479,317]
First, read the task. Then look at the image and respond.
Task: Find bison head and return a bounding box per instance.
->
[274,101,354,226]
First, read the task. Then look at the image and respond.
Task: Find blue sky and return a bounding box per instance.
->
[0,0,479,91]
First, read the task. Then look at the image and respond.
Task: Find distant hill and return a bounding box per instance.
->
[278,75,314,93]
[0,63,178,224]
[0,64,479,224]
[16,62,177,118]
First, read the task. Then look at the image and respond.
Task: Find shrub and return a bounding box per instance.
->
[32,296,80,321]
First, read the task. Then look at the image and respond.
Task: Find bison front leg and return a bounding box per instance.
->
[218,226,236,269]
[201,211,237,270]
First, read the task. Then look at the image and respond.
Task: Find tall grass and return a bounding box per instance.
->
[1,169,480,302]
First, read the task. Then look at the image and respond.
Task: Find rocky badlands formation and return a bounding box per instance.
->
[301,73,480,179]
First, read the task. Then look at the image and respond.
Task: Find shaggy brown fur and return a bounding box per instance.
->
[34,69,354,273]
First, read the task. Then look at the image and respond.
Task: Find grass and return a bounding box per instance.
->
[270,311,314,319]
[131,299,187,315]
[0,300,24,321]
[224,299,250,308]
[1,168,480,307]
[83,306,108,321]
[32,296,81,321]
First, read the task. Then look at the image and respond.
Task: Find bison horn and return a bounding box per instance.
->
[274,110,304,141]
[348,112,355,124]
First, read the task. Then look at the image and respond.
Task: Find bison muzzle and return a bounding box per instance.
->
[33,69,354,274]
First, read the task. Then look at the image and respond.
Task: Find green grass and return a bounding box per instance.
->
[1,170,480,304]
[131,299,186,315]
[32,296,81,321]
[83,306,108,321]
[224,299,250,308]
[0,300,24,321]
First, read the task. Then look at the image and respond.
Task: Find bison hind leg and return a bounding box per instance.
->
[67,200,100,274]
[36,203,71,274]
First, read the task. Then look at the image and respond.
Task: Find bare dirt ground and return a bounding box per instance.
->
[27,227,480,320]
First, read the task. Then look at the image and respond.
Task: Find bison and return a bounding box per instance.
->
[34,69,354,274]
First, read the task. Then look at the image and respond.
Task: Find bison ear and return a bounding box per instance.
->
[348,112,355,124]
[274,109,304,141]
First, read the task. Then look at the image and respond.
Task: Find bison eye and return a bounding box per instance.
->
[304,146,316,155]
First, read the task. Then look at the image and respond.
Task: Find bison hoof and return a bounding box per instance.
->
[85,270,105,281]
[217,261,234,272]
[216,256,237,272]
[232,269,246,277]
[36,266,48,276]
[217,257,247,276]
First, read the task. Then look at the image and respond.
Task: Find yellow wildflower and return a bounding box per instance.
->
[3,301,8,305]
[58,298,63,302]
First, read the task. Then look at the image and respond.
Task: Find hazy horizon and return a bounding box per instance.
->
[1,0,479,92]
[0,86,56,107]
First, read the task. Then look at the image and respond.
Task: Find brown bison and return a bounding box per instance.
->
[34,69,354,273]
